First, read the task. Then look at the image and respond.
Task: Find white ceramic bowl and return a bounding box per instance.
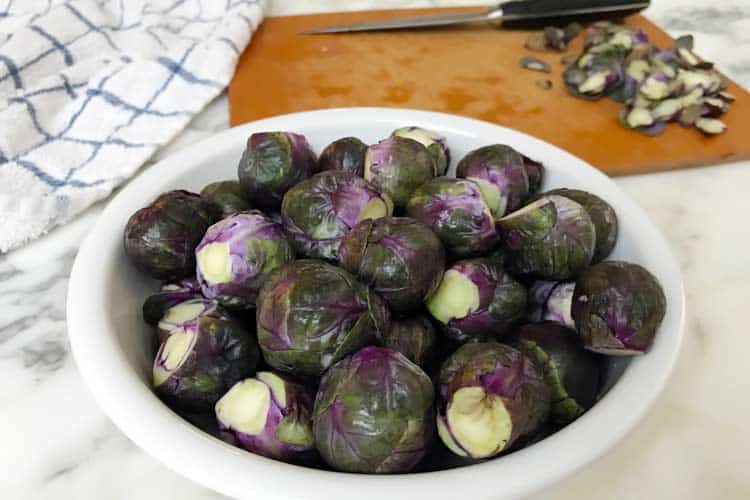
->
[67,108,685,500]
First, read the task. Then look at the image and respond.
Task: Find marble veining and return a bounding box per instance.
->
[1,1,749,499]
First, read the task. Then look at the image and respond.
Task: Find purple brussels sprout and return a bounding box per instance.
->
[523,156,544,194]
[153,304,259,411]
[338,216,445,313]
[405,177,499,260]
[195,211,295,309]
[572,261,666,355]
[142,278,201,326]
[312,347,434,473]
[124,190,218,280]
[256,260,390,377]
[426,258,526,343]
[509,322,602,426]
[391,126,450,175]
[317,137,368,176]
[456,145,531,217]
[543,188,618,263]
[364,136,437,209]
[237,132,318,210]
[281,171,393,261]
[200,181,251,217]
[156,297,225,343]
[215,372,314,463]
[436,343,550,459]
[527,280,576,329]
[497,194,596,280]
[382,315,437,368]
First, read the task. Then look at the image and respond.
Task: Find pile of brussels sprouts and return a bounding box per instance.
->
[124,126,666,473]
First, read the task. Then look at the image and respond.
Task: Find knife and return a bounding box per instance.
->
[302,0,650,34]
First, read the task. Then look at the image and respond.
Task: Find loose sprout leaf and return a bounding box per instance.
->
[695,117,727,135]
[536,79,553,90]
[520,57,551,73]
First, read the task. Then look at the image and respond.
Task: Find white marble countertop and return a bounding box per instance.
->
[2,1,749,499]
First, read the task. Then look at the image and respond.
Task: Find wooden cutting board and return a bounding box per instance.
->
[229,7,750,175]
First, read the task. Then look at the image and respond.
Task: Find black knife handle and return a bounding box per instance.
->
[499,0,649,28]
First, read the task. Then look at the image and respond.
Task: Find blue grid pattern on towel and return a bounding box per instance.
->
[0,0,263,251]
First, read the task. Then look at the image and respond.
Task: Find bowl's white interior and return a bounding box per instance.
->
[68,108,684,500]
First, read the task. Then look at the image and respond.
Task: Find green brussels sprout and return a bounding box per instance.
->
[391,126,450,175]
[256,260,390,377]
[405,177,498,260]
[200,181,252,217]
[153,306,259,411]
[237,132,318,210]
[196,211,295,309]
[142,278,201,326]
[124,190,218,280]
[509,322,602,426]
[364,136,437,209]
[497,194,595,279]
[572,261,666,355]
[338,216,445,313]
[436,343,550,459]
[281,171,393,261]
[318,137,368,176]
[312,347,434,473]
[382,314,437,368]
[216,372,314,463]
[543,188,618,262]
[426,258,526,343]
[456,145,530,218]
[527,279,576,329]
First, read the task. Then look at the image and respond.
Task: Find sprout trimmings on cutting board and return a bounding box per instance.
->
[564,22,732,135]
[520,21,733,136]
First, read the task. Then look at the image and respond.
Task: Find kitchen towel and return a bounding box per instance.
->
[0,0,265,252]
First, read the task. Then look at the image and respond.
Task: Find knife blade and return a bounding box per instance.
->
[302,0,650,34]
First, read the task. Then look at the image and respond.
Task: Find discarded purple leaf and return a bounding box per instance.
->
[520,57,551,73]
[677,104,706,127]
[702,97,728,116]
[536,79,553,90]
[695,117,726,134]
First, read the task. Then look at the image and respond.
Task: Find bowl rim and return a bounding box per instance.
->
[67,107,685,500]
